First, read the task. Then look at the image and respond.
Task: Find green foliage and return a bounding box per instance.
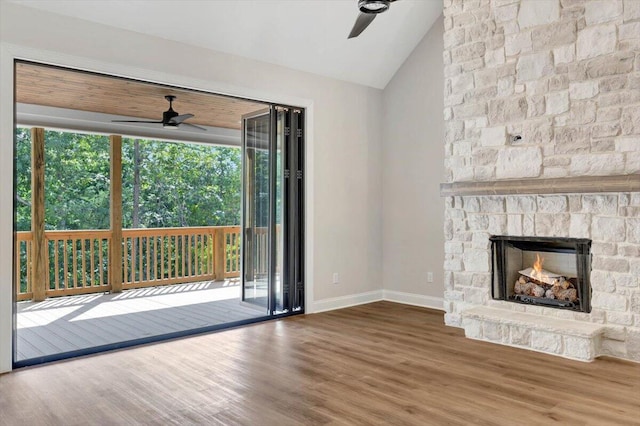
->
[14,128,111,230]
[14,128,242,231]
[14,129,31,232]
[121,138,241,228]
[44,130,111,230]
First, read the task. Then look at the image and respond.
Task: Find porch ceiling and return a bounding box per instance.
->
[15,62,267,131]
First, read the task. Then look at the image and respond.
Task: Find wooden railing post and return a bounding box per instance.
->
[214,227,225,281]
[31,128,47,302]
[110,135,123,293]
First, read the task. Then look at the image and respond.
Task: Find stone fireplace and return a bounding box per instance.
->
[441,0,640,362]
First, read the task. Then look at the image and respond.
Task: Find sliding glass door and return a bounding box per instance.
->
[242,106,304,314]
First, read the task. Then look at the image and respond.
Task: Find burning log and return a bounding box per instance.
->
[518,267,562,286]
[514,280,546,297]
[513,254,578,303]
[519,253,562,284]
[514,277,578,302]
[556,278,570,290]
[552,286,577,302]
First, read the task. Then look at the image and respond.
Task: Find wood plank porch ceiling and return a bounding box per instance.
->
[15,62,267,130]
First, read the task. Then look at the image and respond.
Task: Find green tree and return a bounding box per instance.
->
[121,138,241,228]
[15,127,242,231]
[43,130,111,230]
[14,128,31,232]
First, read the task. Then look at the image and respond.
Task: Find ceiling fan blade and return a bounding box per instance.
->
[111,120,163,123]
[180,122,207,132]
[348,12,376,39]
[169,113,195,124]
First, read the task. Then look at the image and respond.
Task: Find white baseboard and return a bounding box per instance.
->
[382,290,444,311]
[309,290,383,313]
[309,289,444,314]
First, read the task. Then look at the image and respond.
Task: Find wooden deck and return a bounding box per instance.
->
[16,279,264,361]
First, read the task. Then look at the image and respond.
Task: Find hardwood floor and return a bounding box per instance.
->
[1,301,638,425]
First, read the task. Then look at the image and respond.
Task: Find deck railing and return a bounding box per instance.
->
[47,230,112,298]
[15,226,241,301]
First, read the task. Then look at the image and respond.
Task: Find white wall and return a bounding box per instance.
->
[382,17,445,304]
[0,2,384,372]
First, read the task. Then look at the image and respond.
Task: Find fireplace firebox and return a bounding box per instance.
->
[490,236,592,313]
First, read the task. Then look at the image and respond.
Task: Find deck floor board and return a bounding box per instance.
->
[16,280,263,361]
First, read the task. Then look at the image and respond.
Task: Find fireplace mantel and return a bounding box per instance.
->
[440,174,640,197]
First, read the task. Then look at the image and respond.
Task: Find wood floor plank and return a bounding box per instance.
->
[2,301,639,425]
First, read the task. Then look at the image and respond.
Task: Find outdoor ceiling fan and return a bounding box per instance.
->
[348,0,398,39]
[112,95,206,131]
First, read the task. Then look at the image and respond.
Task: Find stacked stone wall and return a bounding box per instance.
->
[443,0,640,182]
[443,0,640,362]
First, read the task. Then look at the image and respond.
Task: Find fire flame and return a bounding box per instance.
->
[533,253,543,273]
[532,254,544,281]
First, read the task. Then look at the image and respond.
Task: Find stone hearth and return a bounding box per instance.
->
[441,0,640,362]
[462,306,603,361]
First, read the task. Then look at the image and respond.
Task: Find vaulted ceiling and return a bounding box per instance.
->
[7,0,443,89]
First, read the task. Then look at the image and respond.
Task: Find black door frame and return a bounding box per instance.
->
[241,106,305,315]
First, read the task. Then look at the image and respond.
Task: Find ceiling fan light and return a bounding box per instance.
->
[359,0,390,14]
[163,123,179,130]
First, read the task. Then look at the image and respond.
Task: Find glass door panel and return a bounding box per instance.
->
[273,109,285,313]
[242,109,271,311]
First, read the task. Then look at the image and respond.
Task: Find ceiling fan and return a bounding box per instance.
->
[348,0,398,39]
[112,95,206,131]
